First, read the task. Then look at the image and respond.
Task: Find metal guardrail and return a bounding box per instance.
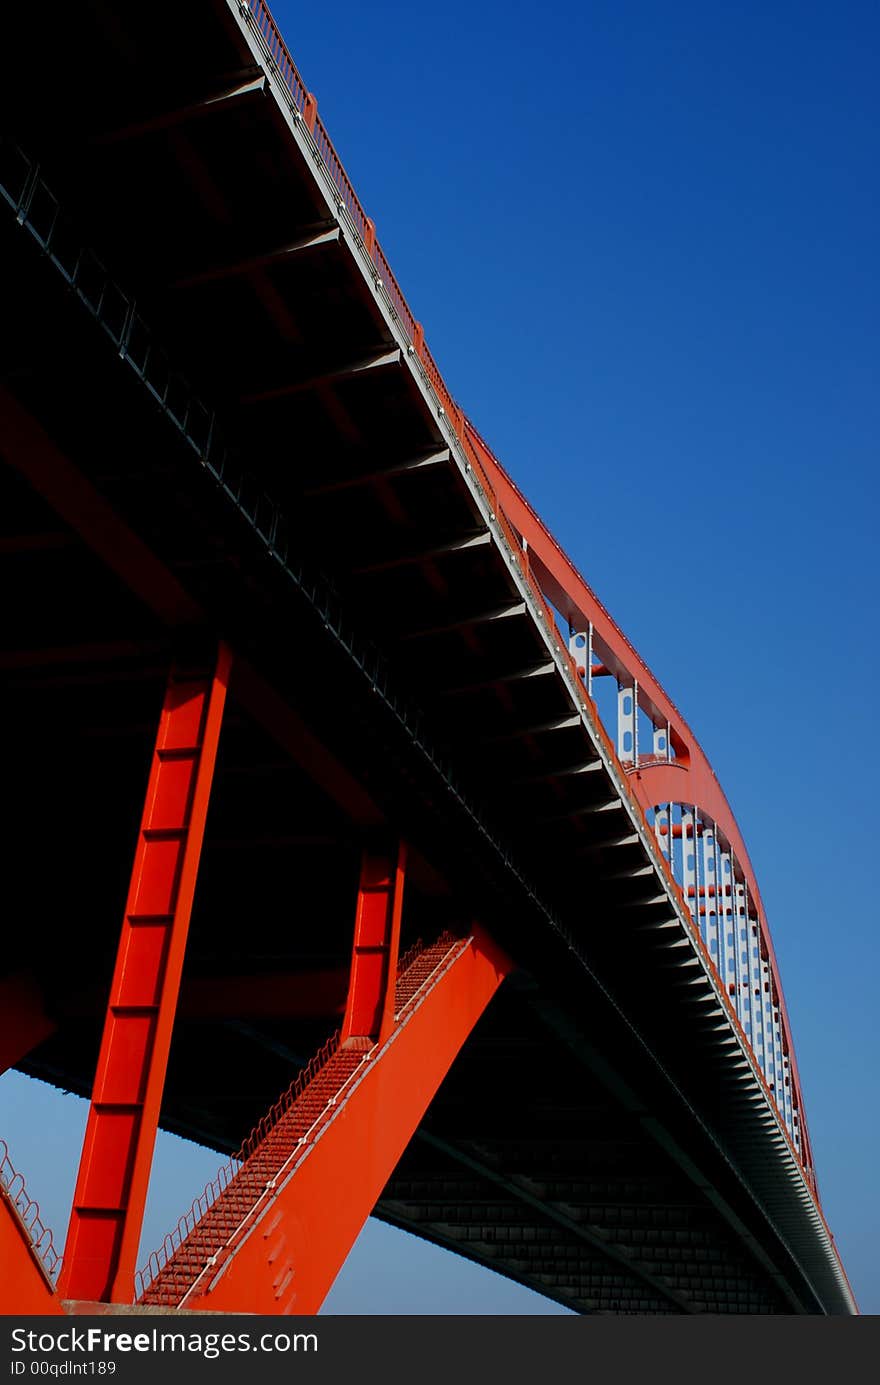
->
[134,1029,340,1296]
[0,1138,61,1280]
[135,937,455,1300]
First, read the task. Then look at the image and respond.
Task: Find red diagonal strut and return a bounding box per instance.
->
[58,644,231,1304]
[179,925,512,1314]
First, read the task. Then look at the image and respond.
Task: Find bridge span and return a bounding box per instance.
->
[0,0,855,1315]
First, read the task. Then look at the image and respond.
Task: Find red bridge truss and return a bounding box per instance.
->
[0,0,855,1316]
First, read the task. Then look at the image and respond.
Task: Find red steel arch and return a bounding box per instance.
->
[462,419,817,1188]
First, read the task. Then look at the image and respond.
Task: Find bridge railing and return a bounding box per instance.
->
[134,1027,342,1298]
[135,936,454,1301]
[465,425,814,1184]
[0,1138,62,1281]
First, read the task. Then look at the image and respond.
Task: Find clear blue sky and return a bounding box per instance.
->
[2,0,877,1313]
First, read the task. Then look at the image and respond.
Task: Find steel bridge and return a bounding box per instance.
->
[0,0,855,1316]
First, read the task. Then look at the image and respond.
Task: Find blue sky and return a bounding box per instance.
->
[2,0,877,1313]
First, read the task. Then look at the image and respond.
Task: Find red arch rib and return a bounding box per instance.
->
[462,418,816,1188]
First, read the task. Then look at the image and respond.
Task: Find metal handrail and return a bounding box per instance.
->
[134,1027,340,1296]
[0,1139,61,1280]
[136,937,441,1298]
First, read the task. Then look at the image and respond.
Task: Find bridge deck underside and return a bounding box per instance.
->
[0,0,850,1315]
[377,993,788,1314]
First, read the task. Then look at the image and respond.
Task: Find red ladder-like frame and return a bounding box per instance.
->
[58,645,231,1304]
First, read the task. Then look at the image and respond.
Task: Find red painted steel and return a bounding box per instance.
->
[138,928,511,1313]
[0,1193,64,1314]
[0,1139,63,1312]
[342,842,407,1045]
[54,969,349,1023]
[0,0,841,1305]
[0,387,200,627]
[0,392,382,831]
[58,646,231,1304]
[462,418,817,1185]
[136,1030,343,1304]
[0,973,56,1075]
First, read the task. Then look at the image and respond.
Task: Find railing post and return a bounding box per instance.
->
[303,91,318,132]
[364,216,377,263]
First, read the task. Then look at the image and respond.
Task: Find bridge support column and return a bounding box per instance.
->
[58,644,231,1305]
[180,922,512,1315]
[342,841,406,1046]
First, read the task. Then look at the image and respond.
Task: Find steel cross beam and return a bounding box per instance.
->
[0,389,382,828]
[92,72,268,145]
[58,645,231,1304]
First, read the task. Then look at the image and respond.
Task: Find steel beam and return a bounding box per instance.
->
[352,529,490,576]
[0,973,56,1075]
[0,640,164,672]
[400,601,527,641]
[303,447,450,495]
[0,394,383,827]
[240,347,401,405]
[59,969,350,1023]
[0,388,200,626]
[171,225,339,288]
[93,73,267,144]
[342,842,407,1046]
[181,925,511,1314]
[58,645,231,1304]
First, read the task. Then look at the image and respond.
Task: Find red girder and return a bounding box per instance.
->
[342,843,407,1046]
[59,647,231,1305]
[0,973,56,1076]
[9,969,349,1030]
[131,844,511,1315]
[143,926,511,1314]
